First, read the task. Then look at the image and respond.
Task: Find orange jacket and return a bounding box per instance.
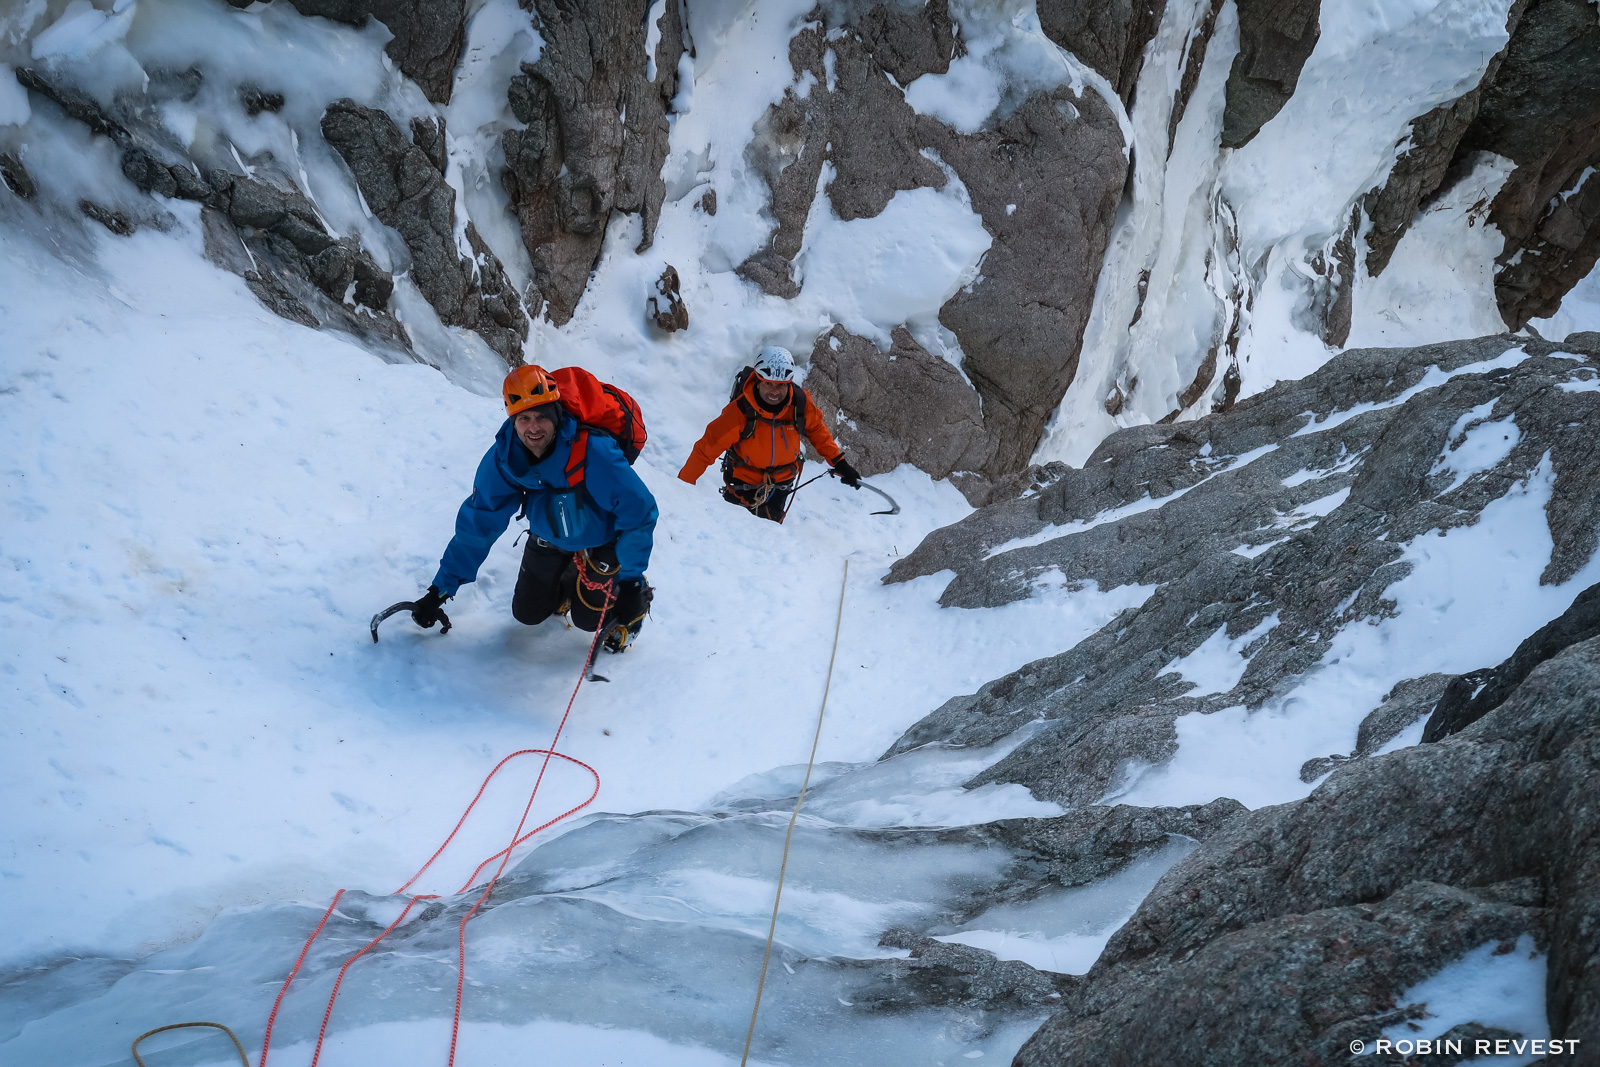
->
[679,380,843,485]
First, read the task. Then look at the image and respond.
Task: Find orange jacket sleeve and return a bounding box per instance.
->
[678,401,749,484]
[802,389,844,464]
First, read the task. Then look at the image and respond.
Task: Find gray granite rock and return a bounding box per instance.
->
[323,98,526,359]
[1423,579,1600,741]
[281,0,467,104]
[881,337,1600,816]
[738,5,1128,482]
[1036,0,1169,105]
[1299,672,1452,782]
[1220,0,1321,149]
[1015,634,1600,1063]
[805,325,999,502]
[1,152,36,199]
[502,0,683,324]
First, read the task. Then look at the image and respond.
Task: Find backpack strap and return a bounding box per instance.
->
[564,427,591,487]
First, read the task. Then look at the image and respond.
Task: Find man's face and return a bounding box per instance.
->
[514,405,558,458]
[756,378,790,406]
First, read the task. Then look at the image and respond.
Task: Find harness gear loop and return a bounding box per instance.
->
[739,559,849,1066]
[132,1022,250,1067]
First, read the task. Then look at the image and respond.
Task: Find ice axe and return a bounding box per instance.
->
[788,468,900,516]
[370,601,452,642]
[853,479,899,515]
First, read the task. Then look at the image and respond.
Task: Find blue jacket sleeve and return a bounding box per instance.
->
[431,445,522,596]
[583,441,658,579]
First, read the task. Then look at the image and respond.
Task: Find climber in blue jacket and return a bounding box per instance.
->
[408,365,657,651]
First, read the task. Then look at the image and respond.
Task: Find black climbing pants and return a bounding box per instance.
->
[511,537,626,634]
[720,473,794,523]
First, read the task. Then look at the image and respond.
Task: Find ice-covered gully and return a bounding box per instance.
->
[8,333,1600,1066]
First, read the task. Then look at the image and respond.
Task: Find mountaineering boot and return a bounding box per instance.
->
[603,578,653,653]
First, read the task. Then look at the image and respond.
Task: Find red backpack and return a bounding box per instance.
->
[550,366,647,487]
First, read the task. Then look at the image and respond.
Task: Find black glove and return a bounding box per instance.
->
[411,585,449,629]
[832,458,862,488]
[609,578,650,626]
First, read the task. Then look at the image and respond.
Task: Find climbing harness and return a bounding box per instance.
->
[138,585,616,1067]
[739,559,850,1067]
[131,1022,250,1067]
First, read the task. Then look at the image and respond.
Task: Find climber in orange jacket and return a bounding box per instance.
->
[678,346,862,522]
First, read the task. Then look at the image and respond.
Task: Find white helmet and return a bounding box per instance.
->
[753,346,797,382]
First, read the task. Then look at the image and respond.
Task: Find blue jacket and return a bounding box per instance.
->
[432,418,657,596]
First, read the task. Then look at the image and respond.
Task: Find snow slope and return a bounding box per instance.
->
[0,189,1163,1063]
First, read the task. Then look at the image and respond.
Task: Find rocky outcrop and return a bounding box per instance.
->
[1423,579,1600,741]
[1461,0,1600,330]
[1361,0,1527,277]
[881,335,1600,811]
[805,325,999,502]
[929,90,1128,475]
[1036,0,1169,106]
[647,265,688,332]
[1363,0,1600,328]
[0,152,35,199]
[1015,634,1600,1063]
[502,0,684,325]
[277,0,467,104]
[1219,0,1322,149]
[1298,672,1452,782]
[737,17,951,298]
[13,68,405,349]
[322,100,527,360]
[740,4,1127,482]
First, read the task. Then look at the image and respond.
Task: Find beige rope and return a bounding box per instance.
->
[132,1021,250,1067]
[739,558,849,1067]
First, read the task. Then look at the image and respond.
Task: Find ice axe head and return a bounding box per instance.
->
[370,601,452,642]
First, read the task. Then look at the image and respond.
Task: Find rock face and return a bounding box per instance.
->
[1036,0,1169,106]
[1423,579,1600,742]
[1219,0,1322,149]
[501,0,684,325]
[280,0,467,104]
[805,325,999,500]
[1462,0,1600,330]
[323,101,527,361]
[13,67,407,350]
[883,335,1600,815]
[1015,634,1600,1063]
[740,2,1128,484]
[1363,0,1600,329]
[1361,0,1528,277]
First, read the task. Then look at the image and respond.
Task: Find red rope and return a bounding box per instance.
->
[261,583,615,1067]
[260,890,343,1067]
[448,585,613,1067]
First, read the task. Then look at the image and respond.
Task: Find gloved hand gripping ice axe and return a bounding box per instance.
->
[370,592,452,642]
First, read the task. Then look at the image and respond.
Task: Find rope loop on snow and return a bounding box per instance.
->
[131,1021,250,1067]
[256,593,614,1067]
[739,558,849,1067]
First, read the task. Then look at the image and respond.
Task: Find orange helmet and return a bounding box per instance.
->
[503,365,561,417]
